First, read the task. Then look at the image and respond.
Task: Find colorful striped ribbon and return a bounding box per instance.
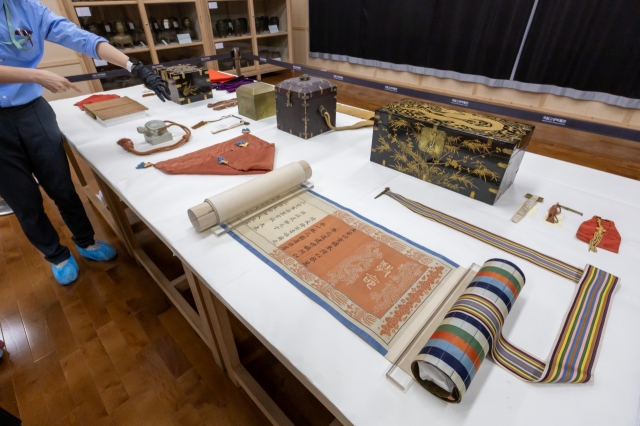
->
[379,188,584,282]
[412,260,619,403]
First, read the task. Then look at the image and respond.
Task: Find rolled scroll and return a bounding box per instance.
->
[188,161,312,232]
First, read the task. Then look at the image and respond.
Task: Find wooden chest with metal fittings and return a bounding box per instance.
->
[275,74,337,140]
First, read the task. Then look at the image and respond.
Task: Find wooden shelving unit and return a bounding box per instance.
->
[59,0,293,91]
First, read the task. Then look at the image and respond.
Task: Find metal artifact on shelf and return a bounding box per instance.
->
[269,16,279,30]
[110,21,134,49]
[254,16,265,34]
[370,99,535,205]
[259,16,269,33]
[181,17,198,40]
[159,18,178,43]
[215,20,229,38]
[85,22,105,38]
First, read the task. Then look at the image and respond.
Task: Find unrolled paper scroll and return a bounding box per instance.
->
[188,161,312,232]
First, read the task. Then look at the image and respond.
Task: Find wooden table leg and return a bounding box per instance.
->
[196,279,295,426]
[183,265,223,369]
[92,172,138,259]
[64,138,119,234]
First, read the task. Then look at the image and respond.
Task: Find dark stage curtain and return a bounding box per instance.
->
[515,0,640,99]
[309,0,535,79]
[308,0,364,59]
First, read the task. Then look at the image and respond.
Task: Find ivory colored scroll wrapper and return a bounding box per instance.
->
[188,161,312,232]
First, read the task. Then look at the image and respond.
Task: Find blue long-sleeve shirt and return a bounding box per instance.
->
[0,0,107,106]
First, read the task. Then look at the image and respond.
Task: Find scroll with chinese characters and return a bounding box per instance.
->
[226,190,460,357]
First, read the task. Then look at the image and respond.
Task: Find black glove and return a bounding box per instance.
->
[131,61,171,102]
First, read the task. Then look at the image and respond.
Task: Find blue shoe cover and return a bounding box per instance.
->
[52,255,79,285]
[77,240,117,261]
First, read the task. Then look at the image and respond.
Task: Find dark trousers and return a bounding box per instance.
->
[0,97,95,264]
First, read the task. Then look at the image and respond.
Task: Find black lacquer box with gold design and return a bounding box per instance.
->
[370,99,534,205]
[155,65,212,105]
[275,74,336,140]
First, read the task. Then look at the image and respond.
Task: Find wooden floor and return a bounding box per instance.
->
[0,182,271,424]
[262,71,640,181]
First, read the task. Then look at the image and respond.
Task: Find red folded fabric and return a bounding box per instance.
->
[153,134,275,175]
[576,216,621,253]
[208,70,236,83]
[74,94,121,111]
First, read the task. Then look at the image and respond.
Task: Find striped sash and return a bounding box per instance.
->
[380,188,584,282]
[412,260,619,403]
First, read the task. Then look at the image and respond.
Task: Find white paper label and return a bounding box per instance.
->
[162,40,168,45]
[153,22,158,29]
[208,1,218,9]
[268,25,278,33]
[228,22,233,29]
[273,57,281,61]
[93,58,108,67]
[75,7,91,17]
[177,33,192,44]
[164,22,170,29]
[104,25,111,32]
[173,21,179,28]
[128,22,134,30]
[215,42,224,49]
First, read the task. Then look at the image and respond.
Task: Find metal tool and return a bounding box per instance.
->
[211,119,250,134]
[525,194,582,216]
[192,114,243,129]
[512,194,540,223]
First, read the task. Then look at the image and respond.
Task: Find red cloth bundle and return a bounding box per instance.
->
[576,216,621,253]
[153,134,275,175]
[74,94,121,111]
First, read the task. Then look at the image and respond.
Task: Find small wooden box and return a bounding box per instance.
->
[236,82,276,121]
[156,65,212,105]
[83,96,148,125]
[370,99,535,205]
[275,74,336,140]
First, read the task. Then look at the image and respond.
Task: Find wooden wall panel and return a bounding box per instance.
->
[475,85,544,108]
[292,29,309,66]
[375,68,420,86]
[290,0,307,28]
[337,61,376,77]
[421,75,475,95]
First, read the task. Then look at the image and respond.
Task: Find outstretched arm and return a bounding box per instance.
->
[96,42,128,68]
[0,65,79,93]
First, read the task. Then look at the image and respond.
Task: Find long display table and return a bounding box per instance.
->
[52,85,640,426]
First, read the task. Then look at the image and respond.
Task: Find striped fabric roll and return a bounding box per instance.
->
[412,259,619,403]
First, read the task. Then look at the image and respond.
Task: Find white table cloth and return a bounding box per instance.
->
[52,86,640,426]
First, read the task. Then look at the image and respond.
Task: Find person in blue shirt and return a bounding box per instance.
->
[0,0,170,285]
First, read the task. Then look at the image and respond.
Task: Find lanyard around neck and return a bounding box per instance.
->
[2,0,31,51]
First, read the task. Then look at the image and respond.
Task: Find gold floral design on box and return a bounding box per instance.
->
[372,118,505,193]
